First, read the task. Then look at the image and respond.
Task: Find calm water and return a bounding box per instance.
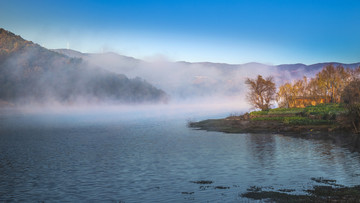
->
[0,108,360,202]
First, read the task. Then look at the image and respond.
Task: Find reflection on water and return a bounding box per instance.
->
[247,134,276,168]
[0,111,359,202]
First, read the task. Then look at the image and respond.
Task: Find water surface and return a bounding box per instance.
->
[0,108,359,202]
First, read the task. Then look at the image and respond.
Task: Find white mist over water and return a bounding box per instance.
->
[3,97,249,122]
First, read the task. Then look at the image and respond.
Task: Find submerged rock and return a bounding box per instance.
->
[190,180,213,184]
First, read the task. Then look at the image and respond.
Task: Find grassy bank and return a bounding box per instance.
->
[189,103,350,134]
[189,103,360,152]
[249,103,346,125]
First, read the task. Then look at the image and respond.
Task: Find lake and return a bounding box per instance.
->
[0,106,360,202]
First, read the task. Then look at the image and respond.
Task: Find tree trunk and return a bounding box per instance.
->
[352,121,359,134]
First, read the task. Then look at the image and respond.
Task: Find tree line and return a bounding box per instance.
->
[277,65,360,108]
[246,64,360,111]
[245,64,360,133]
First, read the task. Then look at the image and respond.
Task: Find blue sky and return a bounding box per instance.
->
[1,0,359,64]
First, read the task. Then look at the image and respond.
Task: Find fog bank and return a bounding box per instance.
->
[0,96,249,122]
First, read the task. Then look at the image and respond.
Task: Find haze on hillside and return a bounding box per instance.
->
[54,48,360,101]
[0,29,168,108]
[1,0,360,112]
[1,28,360,113]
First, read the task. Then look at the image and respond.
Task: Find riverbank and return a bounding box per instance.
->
[189,104,360,152]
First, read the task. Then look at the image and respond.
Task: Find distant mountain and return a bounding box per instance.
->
[0,28,168,105]
[54,49,141,72]
[52,48,85,58]
[277,62,360,76]
[55,48,360,80]
[52,48,360,100]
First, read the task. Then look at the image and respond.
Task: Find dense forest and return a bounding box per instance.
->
[0,28,168,105]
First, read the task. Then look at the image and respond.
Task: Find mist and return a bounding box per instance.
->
[0,30,168,108]
[55,49,308,102]
[2,28,359,115]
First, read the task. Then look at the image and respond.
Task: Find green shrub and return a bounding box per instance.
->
[250,107,304,116]
[304,104,346,117]
[284,117,333,125]
[268,107,303,115]
[249,103,345,125]
[251,117,285,121]
[251,116,334,125]
[250,110,269,116]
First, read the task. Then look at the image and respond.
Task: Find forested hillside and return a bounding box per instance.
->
[0,28,168,105]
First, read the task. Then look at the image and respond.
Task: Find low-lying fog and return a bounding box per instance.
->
[1,97,249,121]
[3,44,352,112]
[55,49,312,102]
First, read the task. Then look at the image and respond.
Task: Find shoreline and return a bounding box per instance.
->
[189,116,360,153]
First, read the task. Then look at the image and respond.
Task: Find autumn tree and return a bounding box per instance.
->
[277,76,310,108]
[316,64,351,103]
[307,77,322,100]
[277,82,293,108]
[277,64,358,109]
[245,75,276,111]
[349,66,360,81]
[341,80,360,133]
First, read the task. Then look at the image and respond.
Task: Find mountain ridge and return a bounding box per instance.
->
[0,28,168,106]
[53,48,360,72]
[2,27,359,103]
[51,49,360,100]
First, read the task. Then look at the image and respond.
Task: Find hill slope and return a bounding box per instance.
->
[0,28,168,105]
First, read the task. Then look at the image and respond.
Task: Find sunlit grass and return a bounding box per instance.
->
[250,103,345,125]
